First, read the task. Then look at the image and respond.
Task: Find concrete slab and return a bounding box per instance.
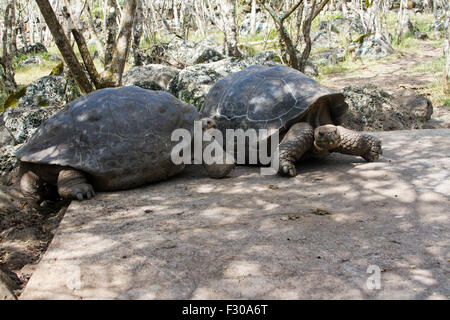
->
[21,129,449,299]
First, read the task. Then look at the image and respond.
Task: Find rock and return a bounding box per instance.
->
[429,20,444,32]
[318,20,340,34]
[48,54,62,62]
[239,13,268,35]
[414,31,427,40]
[355,34,394,59]
[311,29,341,48]
[392,88,433,124]
[122,64,180,91]
[0,105,63,184]
[341,85,433,131]
[20,55,43,66]
[168,58,251,109]
[192,47,224,65]
[304,61,319,77]
[247,50,281,66]
[311,48,345,66]
[18,42,47,55]
[16,75,81,109]
[0,269,17,300]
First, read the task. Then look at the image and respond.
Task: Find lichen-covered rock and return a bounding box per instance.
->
[16,75,81,109]
[20,55,43,66]
[311,48,345,66]
[392,88,433,124]
[239,13,268,35]
[355,34,394,59]
[341,85,433,131]
[247,50,281,66]
[122,64,180,91]
[0,105,63,184]
[168,58,251,109]
[18,42,47,55]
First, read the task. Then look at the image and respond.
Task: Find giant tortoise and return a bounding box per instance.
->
[199,65,382,176]
[17,86,233,211]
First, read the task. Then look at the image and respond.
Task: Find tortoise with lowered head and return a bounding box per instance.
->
[199,65,382,176]
[17,86,233,211]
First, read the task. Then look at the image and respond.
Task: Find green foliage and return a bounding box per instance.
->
[1,87,26,114]
[412,56,445,74]
[49,62,64,76]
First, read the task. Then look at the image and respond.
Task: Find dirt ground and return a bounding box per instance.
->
[0,186,68,297]
[1,42,449,299]
[20,130,449,299]
[321,41,450,125]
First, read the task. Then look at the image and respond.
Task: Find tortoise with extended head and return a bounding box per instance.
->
[199,65,382,176]
[17,86,233,211]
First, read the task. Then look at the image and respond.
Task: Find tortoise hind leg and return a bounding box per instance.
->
[57,168,95,200]
[332,126,382,161]
[278,122,314,177]
[19,169,52,212]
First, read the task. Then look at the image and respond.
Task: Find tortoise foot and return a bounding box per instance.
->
[57,169,95,201]
[279,159,297,177]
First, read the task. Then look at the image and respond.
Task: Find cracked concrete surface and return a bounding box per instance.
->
[20,129,449,299]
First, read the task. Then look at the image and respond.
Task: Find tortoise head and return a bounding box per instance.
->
[200,117,216,130]
[314,125,341,150]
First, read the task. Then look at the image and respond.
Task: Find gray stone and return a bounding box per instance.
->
[392,88,433,124]
[355,34,394,59]
[0,105,63,184]
[248,50,281,66]
[17,75,81,109]
[20,56,43,66]
[18,42,47,55]
[342,85,433,131]
[168,58,252,109]
[122,64,180,91]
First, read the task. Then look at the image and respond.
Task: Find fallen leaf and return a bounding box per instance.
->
[312,208,331,215]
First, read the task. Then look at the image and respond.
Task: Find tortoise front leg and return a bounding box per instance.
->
[332,126,382,162]
[57,168,95,200]
[278,122,314,177]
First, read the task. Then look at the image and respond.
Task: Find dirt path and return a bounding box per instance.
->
[20,130,449,300]
[322,42,441,93]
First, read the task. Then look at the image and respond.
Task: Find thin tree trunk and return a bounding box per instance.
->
[1,1,18,94]
[132,0,144,66]
[35,0,93,93]
[221,0,242,57]
[102,0,137,86]
[443,1,450,94]
[104,0,118,67]
[250,0,257,34]
[62,1,104,90]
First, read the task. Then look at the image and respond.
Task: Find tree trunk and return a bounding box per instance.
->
[104,0,119,67]
[221,0,242,57]
[250,0,257,35]
[62,1,104,90]
[132,0,144,66]
[102,0,137,86]
[35,0,93,94]
[1,1,18,94]
[443,1,450,94]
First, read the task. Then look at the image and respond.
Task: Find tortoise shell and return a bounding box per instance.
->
[17,86,197,190]
[200,65,348,134]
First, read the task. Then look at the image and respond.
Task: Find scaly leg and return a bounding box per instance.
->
[57,169,95,200]
[278,122,314,177]
[332,126,382,161]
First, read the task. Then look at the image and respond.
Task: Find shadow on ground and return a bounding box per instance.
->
[20,130,449,299]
